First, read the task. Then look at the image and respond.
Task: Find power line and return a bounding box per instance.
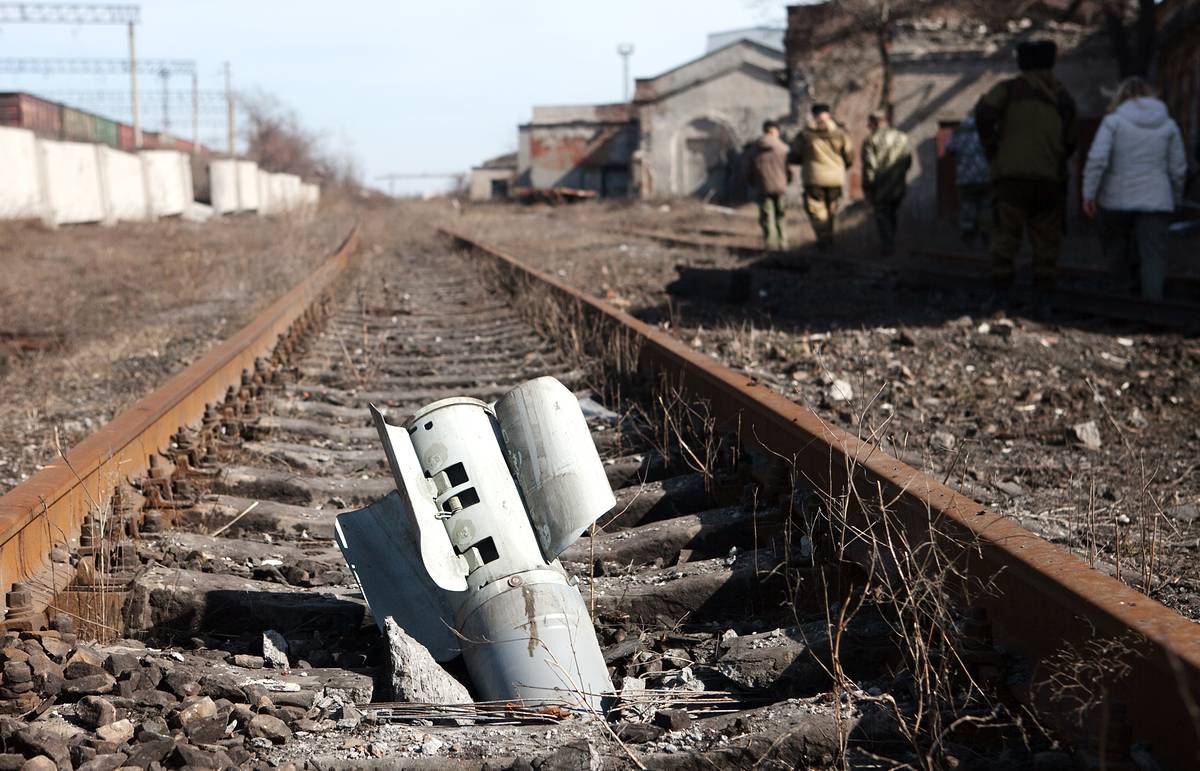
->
[0,3,139,24]
[0,57,193,74]
[0,4,145,146]
[38,90,232,106]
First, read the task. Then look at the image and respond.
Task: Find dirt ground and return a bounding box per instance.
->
[451,199,1200,621]
[0,199,359,492]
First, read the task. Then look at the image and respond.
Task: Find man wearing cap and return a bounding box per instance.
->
[861,111,912,256]
[974,39,1077,315]
[748,120,793,251]
[790,103,853,250]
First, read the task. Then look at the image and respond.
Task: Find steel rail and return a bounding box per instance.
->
[0,222,360,611]
[444,227,1200,770]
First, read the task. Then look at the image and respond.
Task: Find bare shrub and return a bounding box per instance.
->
[240,91,362,189]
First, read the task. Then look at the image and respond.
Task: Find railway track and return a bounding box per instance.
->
[0,219,1194,769]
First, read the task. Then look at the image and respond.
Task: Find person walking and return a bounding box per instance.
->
[974,39,1077,315]
[790,103,853,250]
[748,120,792,251]
[1082,77,1187,300]
[861,112,912,256]
[945,114,992,243]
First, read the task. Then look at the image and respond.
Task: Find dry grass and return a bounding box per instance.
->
[0,197,358,492]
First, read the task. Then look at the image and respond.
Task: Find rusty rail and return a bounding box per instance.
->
[445,227,1200,770]
[0,222,361,618]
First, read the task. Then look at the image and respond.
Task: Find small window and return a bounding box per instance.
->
[423,421,434,431]
[453,487,481,509]
[442,462,469,487]
[469,536,500,564]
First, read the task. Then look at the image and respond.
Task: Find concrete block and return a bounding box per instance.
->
[142,149,193,218]
[40,139,106,225]
[301,183,319,214]
[0,127,46,221]
[209,159,240,215]
[257,170,275,216]
[97,146,148,222]
[280,174,302,212]
[237,160,259,211]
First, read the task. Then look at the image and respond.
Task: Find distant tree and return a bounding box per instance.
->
[832,0,949,116]
[240,92,362,189]
[1060,0,1157,77]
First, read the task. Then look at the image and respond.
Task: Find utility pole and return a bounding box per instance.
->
[128,20,140,146]
[617,43,634,101]
[224,61,234,157]
[191,70,199,149]
[159,67,169,133]
[0,5,145,146]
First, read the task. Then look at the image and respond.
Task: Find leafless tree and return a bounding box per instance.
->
[1069,0,1158,78]
[240,91,362,189]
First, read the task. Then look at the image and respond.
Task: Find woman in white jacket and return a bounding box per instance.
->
[1082,77,1188,300]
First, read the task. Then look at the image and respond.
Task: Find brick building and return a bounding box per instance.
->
[506,39,789,202]
[784,3,1117,219]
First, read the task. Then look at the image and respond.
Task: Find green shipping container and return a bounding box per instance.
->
[62,107,96,142]
[94,116,119,147]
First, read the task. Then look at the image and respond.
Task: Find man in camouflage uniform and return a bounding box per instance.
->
[861,112,912,256]
[974,39,1077,314]
[790,103,853,250]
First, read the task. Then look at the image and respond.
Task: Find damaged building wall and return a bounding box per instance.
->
[515,104,637,197]
[634,40,789,201]
[1157,0,1200,197]
[785,5,1119,218]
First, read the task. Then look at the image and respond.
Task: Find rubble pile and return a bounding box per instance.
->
[0,616,376,769]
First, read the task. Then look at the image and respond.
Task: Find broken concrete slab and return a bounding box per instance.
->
[561,506,781,567]
[586,552,786,624]
[601,473,711,530]
[212,466,393,506]
[241,441,385,473]
[1070,420,1102,451]
[385,619,471,704]
[255,416,377,444]
[122,565,365,640]
[183,495,341,539]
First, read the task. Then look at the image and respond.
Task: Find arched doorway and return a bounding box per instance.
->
[674,118,737,200]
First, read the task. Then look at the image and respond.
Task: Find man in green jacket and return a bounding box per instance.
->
[861,112,912,256]
[790,103,853,250]
[974,39,1077,314]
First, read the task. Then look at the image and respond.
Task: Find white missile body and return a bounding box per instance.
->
[336,376,615,708]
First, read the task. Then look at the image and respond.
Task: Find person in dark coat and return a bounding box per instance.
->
[974,39,1077,315]
[748,120,792,250]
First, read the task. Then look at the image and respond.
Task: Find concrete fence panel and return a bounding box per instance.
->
[209,159,239,214]
[269,173,289,213]
[279,174,302,212]
[41,140,106,225]
[301,183,320,215]
[257,170,276,216]
[98,146,148,222]
[142,149,192,217]
[0,127,46,221]
[237,161,260,211]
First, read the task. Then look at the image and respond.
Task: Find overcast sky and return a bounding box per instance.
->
[1,1,783,194]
